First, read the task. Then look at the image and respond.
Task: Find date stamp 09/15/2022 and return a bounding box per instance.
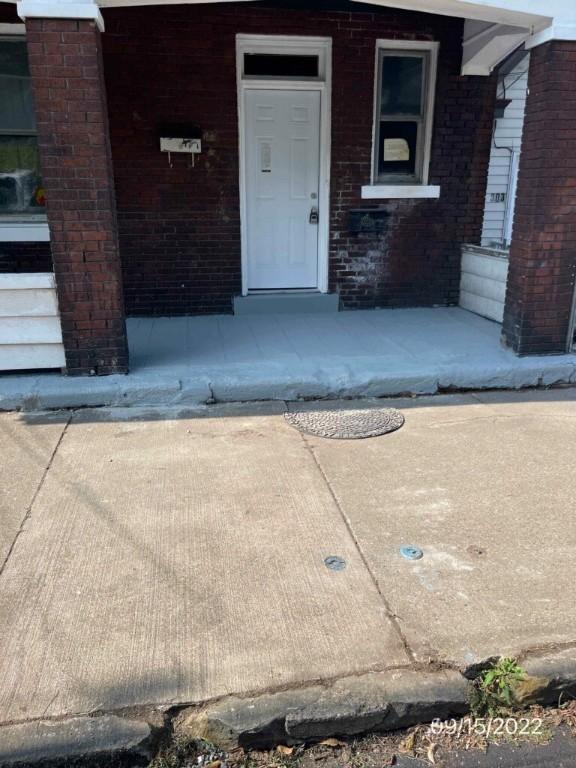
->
[427,717,544,738]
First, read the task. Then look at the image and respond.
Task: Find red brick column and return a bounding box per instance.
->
[502,41,576,355]
[25,18,128,375]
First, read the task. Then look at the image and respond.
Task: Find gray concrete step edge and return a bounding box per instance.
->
[233,293,340,315]
[2,360,576,412]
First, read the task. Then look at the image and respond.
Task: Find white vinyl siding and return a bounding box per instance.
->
[0,273,65,370]
[481,54,529,248]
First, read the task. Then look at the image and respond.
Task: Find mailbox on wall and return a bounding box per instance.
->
[160,137,201,154]
[158,123,202,164]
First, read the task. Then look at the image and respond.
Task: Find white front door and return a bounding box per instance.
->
[244,89,321,290]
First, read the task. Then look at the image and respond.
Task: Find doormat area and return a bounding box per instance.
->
[284,406,405,439]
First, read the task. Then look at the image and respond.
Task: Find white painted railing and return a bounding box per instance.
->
[459,244,509,323]
[0,273,65,371]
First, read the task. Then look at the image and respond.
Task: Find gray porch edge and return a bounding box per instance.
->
[1,309,576,411]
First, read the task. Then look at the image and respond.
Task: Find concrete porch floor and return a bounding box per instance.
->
[2,308,576,410]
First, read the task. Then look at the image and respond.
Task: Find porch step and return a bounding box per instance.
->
[234,293,339,315]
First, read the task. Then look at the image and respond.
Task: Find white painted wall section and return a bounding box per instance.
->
[0,273,65,370]
[460,244,509,323]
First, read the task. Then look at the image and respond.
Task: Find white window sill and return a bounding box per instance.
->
[361,185,441,200]
[0,217,50,242]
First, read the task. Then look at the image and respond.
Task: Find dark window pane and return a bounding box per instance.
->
[377,121,418,177]
[380,55,423,116]
[0,136,44,213]
[244,54,318,78]
[0,39,36,131]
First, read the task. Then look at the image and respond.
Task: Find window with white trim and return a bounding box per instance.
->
[0,37,45,215]
[372,41,438,186]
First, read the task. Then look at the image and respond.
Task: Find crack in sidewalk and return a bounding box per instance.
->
[0,411,73,580]
[296,429,417,665]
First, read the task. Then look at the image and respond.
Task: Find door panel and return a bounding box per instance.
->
[245,89,321,290]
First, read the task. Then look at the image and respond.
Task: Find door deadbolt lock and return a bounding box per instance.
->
[309,206,319,224]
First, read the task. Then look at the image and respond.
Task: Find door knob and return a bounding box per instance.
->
[309,206,319,224]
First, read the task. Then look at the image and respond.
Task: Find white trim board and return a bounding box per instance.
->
[0,218,50,242]
[362,184,440,199]
[236,34,332,296]
[0,272,55,290]
[0,23,26,33]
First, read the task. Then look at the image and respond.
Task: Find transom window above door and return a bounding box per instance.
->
[244,53,319,79]
[372,41,438,186]
[238,35,329,82]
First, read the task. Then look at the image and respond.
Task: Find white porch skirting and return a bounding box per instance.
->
[0,273,65,371]
[459,244,509,323]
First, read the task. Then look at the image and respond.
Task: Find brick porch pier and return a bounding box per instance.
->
[25,12,128,375]
[502,40,576,355]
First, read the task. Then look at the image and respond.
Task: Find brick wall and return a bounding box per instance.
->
[102,0,495,316]
[25,17,128,374]
[502,40,576,355]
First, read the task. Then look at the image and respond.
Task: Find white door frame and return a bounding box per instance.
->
[236,34,332,296]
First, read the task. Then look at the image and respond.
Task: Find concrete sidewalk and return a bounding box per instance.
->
[1,390,576,759]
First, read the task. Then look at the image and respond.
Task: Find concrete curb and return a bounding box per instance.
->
[521,647,576,705]
[175,649,576,750]
[2,649,576,762]
[175,669,470,750]
[0,715,153,767]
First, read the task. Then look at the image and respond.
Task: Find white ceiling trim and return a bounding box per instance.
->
[462,19,529,74]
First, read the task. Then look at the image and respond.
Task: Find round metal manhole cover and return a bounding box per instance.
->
[284,406,405,440]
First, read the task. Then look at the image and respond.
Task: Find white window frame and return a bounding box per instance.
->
[236,34,332,295]
[363,39,440,200]
[0,25,49,242]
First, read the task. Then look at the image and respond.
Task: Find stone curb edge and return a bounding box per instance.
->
[1,649,575,765]
[174,669,469,750]
[175,651,576,750]
[0,714,156,768]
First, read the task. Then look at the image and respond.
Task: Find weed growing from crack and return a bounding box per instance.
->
[470,657,526,717]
